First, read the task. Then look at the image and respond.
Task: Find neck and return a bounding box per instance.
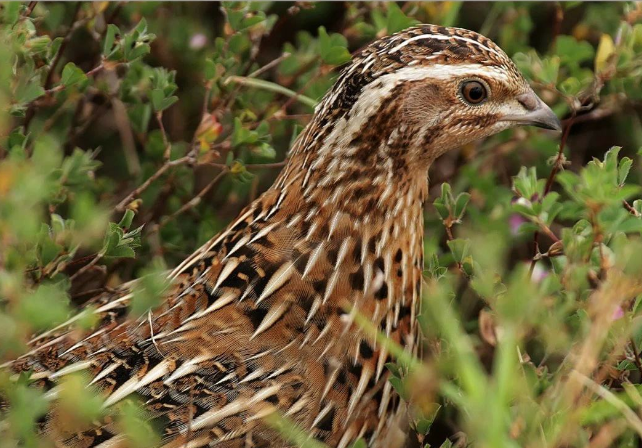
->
[271,80,430,234]
[261,98,430,334]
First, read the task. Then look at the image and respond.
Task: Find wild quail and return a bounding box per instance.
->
[8,25,561,448]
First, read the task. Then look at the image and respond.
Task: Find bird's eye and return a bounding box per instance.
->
[460,80,488,105]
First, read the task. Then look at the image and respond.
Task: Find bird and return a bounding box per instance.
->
[6,25,560,448]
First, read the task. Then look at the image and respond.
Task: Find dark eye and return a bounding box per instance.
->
[460,80,488,105]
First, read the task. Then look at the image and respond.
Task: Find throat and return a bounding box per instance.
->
[273,113,429,229]
[272,143,429,243]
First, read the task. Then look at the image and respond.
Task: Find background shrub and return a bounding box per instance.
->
[1,2,642,447]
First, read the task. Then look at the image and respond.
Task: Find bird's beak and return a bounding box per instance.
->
[500,92,562,132]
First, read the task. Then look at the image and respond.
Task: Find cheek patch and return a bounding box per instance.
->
[402,83,450,128]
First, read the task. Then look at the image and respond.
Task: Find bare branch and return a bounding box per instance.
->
[114,156,194,213]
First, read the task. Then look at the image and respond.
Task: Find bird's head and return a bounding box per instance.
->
[307,25,561,168]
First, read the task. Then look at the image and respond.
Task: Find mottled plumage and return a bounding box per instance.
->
[6,25,560,448]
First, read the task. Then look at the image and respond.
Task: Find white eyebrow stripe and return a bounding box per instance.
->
[389,64,510,82]
[388,33,502,58]
[314,62,511,159]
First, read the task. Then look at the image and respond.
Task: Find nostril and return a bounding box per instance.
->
[517,93,538,111]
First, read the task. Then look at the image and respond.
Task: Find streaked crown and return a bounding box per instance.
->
[325,25,525,117]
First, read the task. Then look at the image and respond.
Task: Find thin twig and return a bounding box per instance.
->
[112,97,141,175]
[571,370,642,439]
[67,101,108,148]
[278,70,324,114]
[187,83,214,158]
[530,109,576,275]
[224,76,317,109]
[202,160,287,171]
[536,219,561,243]
[25,62,107,134]
[248,52,291,79]
[442,221,466,274]
[630,338,642,374]
[156,111,172,161]
[566,106,616,125]
[42,97,72,132]
[22,1,38,19]
[544,111,575,196]
[624,200,641,217]
[154,168,229,231]
[44,3,83,90]
[114,156,193,212]
[69,253,103,281]
[42,63,106,97]
[200,83,213,119]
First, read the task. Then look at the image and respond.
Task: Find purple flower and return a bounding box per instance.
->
[509,214,526,236]
[530,263,549,283]
[190,33,207,50]
[612,306,625,321]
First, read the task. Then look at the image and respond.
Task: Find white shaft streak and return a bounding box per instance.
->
[190,383,281,431]
[103,360,170,408]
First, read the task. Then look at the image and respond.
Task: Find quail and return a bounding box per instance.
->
[8,25,561,448]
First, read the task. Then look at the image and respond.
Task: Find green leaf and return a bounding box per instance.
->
[118,398,160,448]
[47,37,64,63]
[130,258,170,317]
[118,209,136,229]
[1,375,49,443]
[16,283,71,331]
[102,222,142,259]
[150,89,165,112]
[162,96,178,110]
[595,33,615,73]
[61,62,87,87]
[454,192,471,220]
[513,166,543,200]
[386,3,419,34]
[60,148,101,186]
[388,376,408,401]
[127,43,151,61]
[385,362,402,378]
[37,224,63,266]
[103,24,120,57]
[3,2,21,24]
[149,68,178,111]
[447,238,470,263]
[240,13,266,30]
[16,80,45,104]
[618,157,633,186]
[252,143,276,159]
[579,384,642,425]
[554,35,595,66]
[58,374,105,424]
[539,56,560,85]
[133,17,148,36]
[318,26,351,66]
[128,103,152,134]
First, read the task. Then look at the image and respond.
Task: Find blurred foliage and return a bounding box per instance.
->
[1,1,642,447]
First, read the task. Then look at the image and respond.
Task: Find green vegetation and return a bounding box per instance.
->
[1,2,642,447]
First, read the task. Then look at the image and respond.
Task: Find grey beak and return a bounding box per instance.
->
[500,92,562,132]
